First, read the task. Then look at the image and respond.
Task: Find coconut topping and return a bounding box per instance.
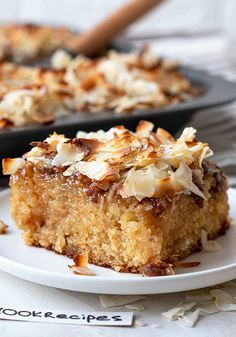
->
[0,48,201,128]
[0,62,72,127]
[51,49,72,70]
[3,121,213,201]
[0,86,61,127]
[0,23,75,63]
[61,48,199,114]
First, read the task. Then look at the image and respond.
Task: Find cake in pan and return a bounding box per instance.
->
[3,121,229,275]
[0,23,75,63]
[0,48,202,128]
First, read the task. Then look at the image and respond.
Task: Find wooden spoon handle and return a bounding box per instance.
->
[70,0,165,56]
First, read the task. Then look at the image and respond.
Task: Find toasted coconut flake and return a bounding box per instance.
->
[99,295,146,308]
[178,309,200,327]
[162,302,196,320]
[162,307,184,320]
[177,302,198,315]
[94,146,131,163]
[140,48,160,69]
[73,254,88,268]
[198,301,220,314]
[2,157,25,175]
[68,265,96,276]
[175,261,200,268]
[162,302,200,328]
[220,281,236,300]
[0,86,59,127]
[0,220,8,234]
[134,319,147,327]
[76,129,104,141]
[0,23,75,64]
[210,289,236,311]
[51,140,85,166]
[136,120,154,137]
[45,133,66,151]
[63,161,115,180]
[51,49,72,70]
[30,141,49,150]
[185,289,212,302]
[77,138,101,153]
[161,58,181,70]
[0,118,13,128]
[125,304,146,312]
[171,162,206,199]
[156,128,175,145]
[201,230,222,252]
[177,127,197,143]
[32,113,54,125]
[120,167,156,201]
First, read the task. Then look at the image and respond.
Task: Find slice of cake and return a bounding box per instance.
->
[3,121,229,275]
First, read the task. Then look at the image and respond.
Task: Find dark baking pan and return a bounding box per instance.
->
[1,67,236,162]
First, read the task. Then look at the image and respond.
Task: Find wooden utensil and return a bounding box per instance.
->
[68,0,165,56]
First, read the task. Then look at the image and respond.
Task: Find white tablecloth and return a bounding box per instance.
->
[1,270,236,337]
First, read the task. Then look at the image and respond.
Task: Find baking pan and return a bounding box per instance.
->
[1,67,236,162]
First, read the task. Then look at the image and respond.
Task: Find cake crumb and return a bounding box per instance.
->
[134,319,148,327]
[99,295,147,308]
[143,262,175,276]
[0,220,8,234]
[175,261,200,268]
[73,253,88,267]
[68,264,96,276]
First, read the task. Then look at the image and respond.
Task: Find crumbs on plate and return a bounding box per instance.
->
[0,220,8,234]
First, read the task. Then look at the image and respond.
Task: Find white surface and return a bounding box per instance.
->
[0,270,236,337]
[0,189,236,295]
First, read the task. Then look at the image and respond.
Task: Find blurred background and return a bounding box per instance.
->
[0,0,236,79]
[0,0,235,39]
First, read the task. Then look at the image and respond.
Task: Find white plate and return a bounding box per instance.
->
[0,189,236,295]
